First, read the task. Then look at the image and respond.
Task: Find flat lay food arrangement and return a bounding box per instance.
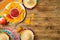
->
[0,0,38,40]
[0,0,38,24]
[0,0,60,40]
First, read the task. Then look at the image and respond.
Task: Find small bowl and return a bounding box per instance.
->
[20,28,35,40]
[22,0,38,9]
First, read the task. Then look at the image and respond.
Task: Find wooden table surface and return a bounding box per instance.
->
[18,0,60,40]
[0,0,60,40]
[23,0,60,40]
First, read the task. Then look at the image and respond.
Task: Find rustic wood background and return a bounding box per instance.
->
[18,0,60,40]
[22,0,60,40]
[0,0,60,40]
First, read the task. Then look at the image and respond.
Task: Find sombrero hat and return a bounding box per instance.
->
[1,1,26,24]
[0,27,20,40]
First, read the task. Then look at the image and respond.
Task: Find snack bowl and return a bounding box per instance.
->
[2,1,26,24]
[22,0,38,9]
[20,28,35,40]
